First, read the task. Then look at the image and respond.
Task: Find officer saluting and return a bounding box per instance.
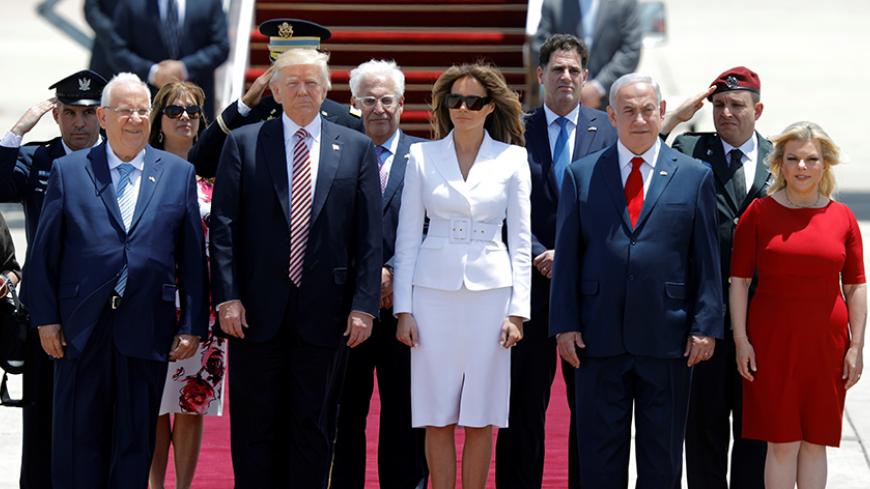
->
[0,68,107,489]
[188,18,363,177]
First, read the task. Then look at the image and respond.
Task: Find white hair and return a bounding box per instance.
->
[608,73,663,108]
[270,48,331,90]
[101,72,151,107]
[349,59,405,98]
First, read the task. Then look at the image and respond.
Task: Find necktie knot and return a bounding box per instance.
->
[729,148,743,168]
[555,116,569,130]
[295,128,310,141]
[117,163,135,178]
[375,145,390,166]
[630,156,644,171]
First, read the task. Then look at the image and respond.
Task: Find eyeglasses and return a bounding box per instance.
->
[444,94,492,111]
[356,95,398,109]
[164,104,203,119]
[107,106,151,118]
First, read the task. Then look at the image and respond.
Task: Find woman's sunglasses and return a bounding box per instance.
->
[163,104,202,119]
[444,94,492,111]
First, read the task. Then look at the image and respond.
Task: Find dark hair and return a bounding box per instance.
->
[431,63,525,146]
[538,33,589,69]
[148,81,207,150]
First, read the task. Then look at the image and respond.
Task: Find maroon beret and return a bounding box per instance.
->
[708,66,761,101]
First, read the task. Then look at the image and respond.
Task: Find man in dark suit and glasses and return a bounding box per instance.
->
[663,66,770,489]
[495,33,616,489]
[210,48,382,488]
[330,58,428,489]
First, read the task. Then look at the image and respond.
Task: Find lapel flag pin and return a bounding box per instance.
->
[659,170,668,176]
[332,143,340,151]
[706,149,713,156]
[321,110,329,117]
[587,126,597,132]
[148,176,156,182]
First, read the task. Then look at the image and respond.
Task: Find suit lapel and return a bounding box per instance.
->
[383,132,410,211]
[431,132,472,206]
[465,133,494,192]
[128,146,165,232]
[311,121,342,225]
[634,146,678,231]
[85,143,125,231]
[597,145,633,231]
[574,106,601,163]
[699,136,742,211]
[261,118,291,226]
[529,109,560,199]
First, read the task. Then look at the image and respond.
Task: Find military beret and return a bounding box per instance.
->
[708,66,761,101]
[48,69,107,106]
[259,19,331,61]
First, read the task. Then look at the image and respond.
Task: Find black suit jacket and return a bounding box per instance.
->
[83,0,120,78]
[524,106,616,317]
[109,0,229,116]
[210,117,382,346]
[672,131,772,304]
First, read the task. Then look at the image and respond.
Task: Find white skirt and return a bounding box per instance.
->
[411,285,511,428]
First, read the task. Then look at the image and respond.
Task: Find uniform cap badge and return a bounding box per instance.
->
[278,22,293,39]
[78,77,92,92]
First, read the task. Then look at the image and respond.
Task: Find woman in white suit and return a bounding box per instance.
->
[393,63,532,489]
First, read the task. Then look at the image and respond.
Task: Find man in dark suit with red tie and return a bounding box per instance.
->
[495,33,616,489]
[210,48,382,489]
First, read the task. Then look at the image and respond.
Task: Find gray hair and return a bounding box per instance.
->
[608,73,662,108]
[270,48,332,90]
[349,59,405,98]
[101,72,151,107]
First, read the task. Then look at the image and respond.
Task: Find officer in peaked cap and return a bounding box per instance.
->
[188,18,363,178]
[661,65,769,489]
[0,68,107,488]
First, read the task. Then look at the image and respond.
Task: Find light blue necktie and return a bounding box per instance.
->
[114,163,136,296]
[552,117,571,190]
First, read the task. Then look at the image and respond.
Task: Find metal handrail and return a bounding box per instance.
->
[214,0,256,115]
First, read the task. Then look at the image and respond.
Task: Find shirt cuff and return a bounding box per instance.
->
[0,131,22,148]
[237,100,252,117]
[352,309,376,320]
[215,299,239,312]
[148,64,160,85]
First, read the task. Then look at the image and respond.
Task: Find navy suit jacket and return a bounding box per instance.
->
[525,106,616,316]
[210,117,382,346]
[26,143,208,361]
[549,143,723,358]
[110,0,229,116]
[382,131,426,265]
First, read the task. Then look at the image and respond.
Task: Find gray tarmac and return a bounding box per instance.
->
[1,0,869,487]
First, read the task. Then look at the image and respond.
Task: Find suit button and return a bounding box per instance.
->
[628,274,635,281]
[733,218,739,225]
[630,240,637,246]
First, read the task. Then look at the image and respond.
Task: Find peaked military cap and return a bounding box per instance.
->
[48,69,107,106]
[708,66,761,101]
[259,18,332,62]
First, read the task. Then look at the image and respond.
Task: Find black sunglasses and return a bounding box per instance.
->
[163,104,202,119]
[444,94,492,111]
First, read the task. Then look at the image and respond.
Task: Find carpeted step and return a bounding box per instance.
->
[249,48,524,70]
[255,3,526,28]
[251,30,527,46]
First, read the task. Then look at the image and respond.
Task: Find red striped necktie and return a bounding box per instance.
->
[289,128,313,286]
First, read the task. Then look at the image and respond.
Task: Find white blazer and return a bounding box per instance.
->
[393,130,532,319]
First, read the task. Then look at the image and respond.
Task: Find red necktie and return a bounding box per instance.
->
[289,128,312,286]
[625,156,644,228]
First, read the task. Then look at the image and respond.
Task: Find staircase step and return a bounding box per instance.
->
[251,30,527,46]
[255,3,526,28]
[250,46,524,69]
[246,68,527,85]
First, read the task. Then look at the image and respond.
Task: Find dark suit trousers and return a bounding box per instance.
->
[495,310,581,489]
[228,289,340,489]
[331,310,427,489]
[685,328,766,489]
[51,306,168,489]
[575,355,691,489]
[20,331,54,489]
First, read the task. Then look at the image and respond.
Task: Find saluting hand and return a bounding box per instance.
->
[241,65,275,109]
[11,98,56,137]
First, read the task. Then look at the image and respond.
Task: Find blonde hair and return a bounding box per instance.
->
[431,63,524,146]
[766,121,840,198]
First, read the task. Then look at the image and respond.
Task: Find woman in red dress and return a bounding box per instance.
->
[730,121,866,488]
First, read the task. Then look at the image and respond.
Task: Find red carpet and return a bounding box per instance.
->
[168,359,572,488]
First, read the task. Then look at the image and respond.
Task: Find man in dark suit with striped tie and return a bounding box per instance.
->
[210,48,382,489]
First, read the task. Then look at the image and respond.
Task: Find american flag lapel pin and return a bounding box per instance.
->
[659,170,668,176]
[148,176,156,182]
[332,143,340,152]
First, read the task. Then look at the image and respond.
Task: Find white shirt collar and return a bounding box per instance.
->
[105,141,145,171]
[61,136,102,156]
[543,103,580,128]
[616,138,660,171]
[721,132,758,162]
[283,113,322,146]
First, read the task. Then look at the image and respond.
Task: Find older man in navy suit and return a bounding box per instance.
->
[550,74,722,488]
[26,73,208,489]
[496,33,616,489]
[210,48,382,489]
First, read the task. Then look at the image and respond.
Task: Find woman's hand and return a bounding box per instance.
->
[500,316,524,349]
[843,344,864,390]
[396,313,419,348]
[734,336,757,382]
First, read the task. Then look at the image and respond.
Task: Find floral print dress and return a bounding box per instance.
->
[158,178,227,416]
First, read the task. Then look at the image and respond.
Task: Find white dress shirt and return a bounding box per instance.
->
[282,113,321,205]
[0,131,101,154]
[106,142,145,206]
[543,103,580,162]
[721,133,758,192]
[616,138,661,195]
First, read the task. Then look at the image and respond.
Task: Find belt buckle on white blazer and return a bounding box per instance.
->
[449,218,471,243]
